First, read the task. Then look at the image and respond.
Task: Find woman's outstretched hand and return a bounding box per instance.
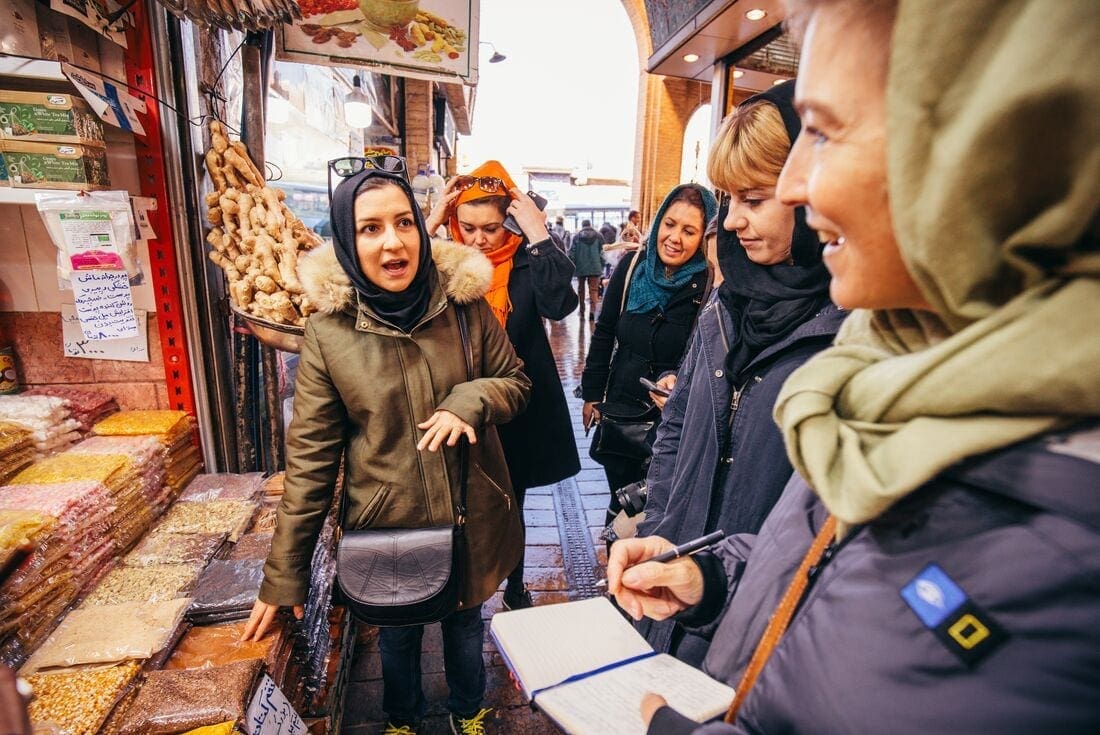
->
[241,599,303,642]
[417,410,477,452]
[425,177,465,235]
[507,188,548,242]
[607,536,705,621]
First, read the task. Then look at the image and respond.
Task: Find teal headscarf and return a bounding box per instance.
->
[626,183,718,314]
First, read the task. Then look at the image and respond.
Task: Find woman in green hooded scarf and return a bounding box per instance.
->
[607,0,1100,732]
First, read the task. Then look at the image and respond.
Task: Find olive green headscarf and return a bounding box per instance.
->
[775,0,1100,533]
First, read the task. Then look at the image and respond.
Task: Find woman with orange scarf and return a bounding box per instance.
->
[427,160,581,610]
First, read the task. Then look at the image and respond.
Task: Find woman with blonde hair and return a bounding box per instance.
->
[634,81,844,666]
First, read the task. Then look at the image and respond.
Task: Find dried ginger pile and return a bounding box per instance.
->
[203,120,321,326]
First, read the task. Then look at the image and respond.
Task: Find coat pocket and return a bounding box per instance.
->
[350,482,391,529]
[472,463,512,510]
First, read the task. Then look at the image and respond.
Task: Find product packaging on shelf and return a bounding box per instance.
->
[0,0,41,57]
[0,90,106,146]
[0,140,109,189]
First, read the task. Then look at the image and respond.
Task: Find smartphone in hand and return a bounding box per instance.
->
[503,190,549,235]
[639,377,671,397]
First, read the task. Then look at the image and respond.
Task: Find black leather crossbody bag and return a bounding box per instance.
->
[334,306,474,627]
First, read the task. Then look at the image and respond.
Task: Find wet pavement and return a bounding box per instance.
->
[343,305,613,733]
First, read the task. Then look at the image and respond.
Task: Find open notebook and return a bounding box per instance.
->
[489,597,734,735]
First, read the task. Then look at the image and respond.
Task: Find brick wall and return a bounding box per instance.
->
[618,0,711,227]
[403,79,434,175]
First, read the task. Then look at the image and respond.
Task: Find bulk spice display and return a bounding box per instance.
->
[0,422,34,484]
[1,466,343,730]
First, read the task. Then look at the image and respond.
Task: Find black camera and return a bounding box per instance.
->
[614,480,648,517]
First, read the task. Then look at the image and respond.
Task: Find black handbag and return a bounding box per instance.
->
[334,306,474,627]
[589,401,659,464]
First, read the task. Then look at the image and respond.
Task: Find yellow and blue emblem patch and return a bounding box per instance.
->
[900,564,1007,667]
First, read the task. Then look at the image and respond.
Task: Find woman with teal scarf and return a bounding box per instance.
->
[581,183,717,514]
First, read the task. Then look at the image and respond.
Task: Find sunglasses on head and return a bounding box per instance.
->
[327,155,409,201]
[452,175,506,194]
[329,155,408,178]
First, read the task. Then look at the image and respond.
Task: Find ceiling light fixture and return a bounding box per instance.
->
[745,8,767,21]
[479,41,506,63]
[733,69,745,79]
[344,75,373,128]
[682,53,699,63]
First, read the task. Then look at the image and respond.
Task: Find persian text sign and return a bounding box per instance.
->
[277,0,478,85]
[245,674,305,735]
[70,270,138,340]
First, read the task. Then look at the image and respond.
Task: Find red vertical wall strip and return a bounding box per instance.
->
[122,2,197,415]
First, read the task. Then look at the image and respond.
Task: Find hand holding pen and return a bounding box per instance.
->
[604,531,725,621]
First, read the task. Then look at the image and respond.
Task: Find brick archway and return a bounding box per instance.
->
[618,0,711,228]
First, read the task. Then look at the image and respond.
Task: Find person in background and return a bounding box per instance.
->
[610,0,1100,732]
[702,216,721,287]
[569,219,606,321]
[552,216,572,250]
[599,220,618,246]
[636,81,843,667]
[245,165,531,735]
[427,160,581,611]
[581,184,717,521]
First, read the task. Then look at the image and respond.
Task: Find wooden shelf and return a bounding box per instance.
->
[0,188,73,205]
[0,56,68,82]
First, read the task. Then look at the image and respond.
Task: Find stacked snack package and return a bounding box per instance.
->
[93,410,203,497]
[0,422,34,484]
[23,386,119,432]
[67,435,169,513]
[0,510,75,668]
[8,453,150,555]
[0,395,80,458]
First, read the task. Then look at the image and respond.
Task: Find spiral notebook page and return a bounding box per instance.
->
[534,653,735,735]
[489,597,654,697]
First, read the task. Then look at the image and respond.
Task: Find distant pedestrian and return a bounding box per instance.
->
[599,221,617,245]
[570,219,606,321]
[552,216,572,249]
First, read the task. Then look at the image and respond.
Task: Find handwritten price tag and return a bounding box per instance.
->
[244,674,305,735]
[61,304,149,362]
[70,270,138,340]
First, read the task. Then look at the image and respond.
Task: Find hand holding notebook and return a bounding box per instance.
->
[490,597,734,735]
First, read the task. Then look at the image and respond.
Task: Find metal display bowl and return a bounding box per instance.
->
[231,306,305,353]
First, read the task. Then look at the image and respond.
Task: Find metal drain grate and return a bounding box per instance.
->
[553,478,602,599]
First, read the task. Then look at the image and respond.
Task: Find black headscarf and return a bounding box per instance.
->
[329,168,437,332]
[717,81,832,381]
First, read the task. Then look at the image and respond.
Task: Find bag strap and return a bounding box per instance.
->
[724,514,836,723]
[336,305,475,532]
[454,305,474,522]
[601,250,644,404]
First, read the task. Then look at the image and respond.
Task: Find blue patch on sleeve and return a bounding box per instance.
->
[900,564,967,629]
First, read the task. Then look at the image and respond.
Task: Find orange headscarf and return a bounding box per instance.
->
[447,160,524,327]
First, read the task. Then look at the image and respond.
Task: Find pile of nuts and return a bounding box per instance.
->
[203,120,323,326]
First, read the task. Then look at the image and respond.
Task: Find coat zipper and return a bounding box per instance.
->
[394,339,434,525]
[474,463,512,510]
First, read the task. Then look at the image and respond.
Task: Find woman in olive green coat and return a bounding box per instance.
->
[244,167,529,734]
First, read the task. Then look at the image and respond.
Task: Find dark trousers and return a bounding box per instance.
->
[506,484,528,592]
[378,605,486,724]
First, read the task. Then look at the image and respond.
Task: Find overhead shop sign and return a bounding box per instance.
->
[277,0,478,85]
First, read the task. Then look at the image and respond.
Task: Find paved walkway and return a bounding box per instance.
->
[344,308,613,733]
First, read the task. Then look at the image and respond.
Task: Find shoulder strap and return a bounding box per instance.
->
[619,248,643,316]
[688,264,715,336]
[455,305,473,522]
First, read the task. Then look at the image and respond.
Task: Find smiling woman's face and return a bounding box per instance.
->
[777,5,930,311]
[355,182,421,292]
[656,201,705,269]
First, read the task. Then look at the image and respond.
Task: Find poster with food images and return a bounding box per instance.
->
[277,0,478,85]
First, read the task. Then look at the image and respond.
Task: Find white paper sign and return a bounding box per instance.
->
[62,63,147,135]
[132,197,158,240]
[245,674,306,735]
[61,303,149,361]
[70,270,138,339]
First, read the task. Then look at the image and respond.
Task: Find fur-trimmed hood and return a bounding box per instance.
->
[298,238,494,315]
